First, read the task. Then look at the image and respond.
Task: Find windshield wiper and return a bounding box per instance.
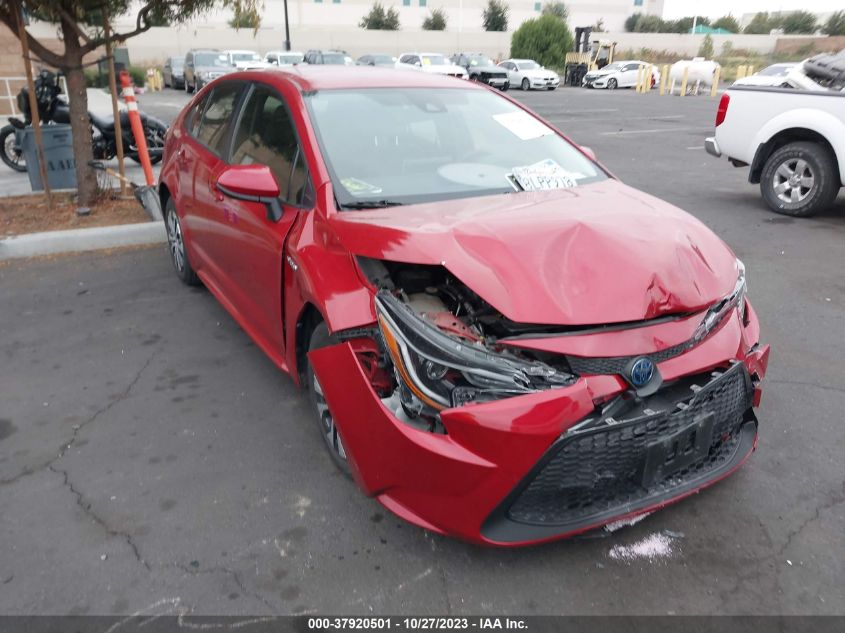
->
[340,200,404,210]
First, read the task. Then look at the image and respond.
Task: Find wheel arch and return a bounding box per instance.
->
[294,302,325,385]
[751,125,843,186]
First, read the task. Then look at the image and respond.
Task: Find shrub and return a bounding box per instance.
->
[823,10,845,35]
[781,11,817,34]
[482,0,508,32]
[711,14,740,33]
[422,8,447,30]
[698,34,714,59]
[360,2,401,30]
[540,2,567,21]
[510,14,573,69]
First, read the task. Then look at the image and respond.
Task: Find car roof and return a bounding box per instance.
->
[248,65,486,92]
[225,49,259,54]
[401,52,446,56]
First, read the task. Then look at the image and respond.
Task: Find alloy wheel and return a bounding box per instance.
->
[166,208,186,273]
[773,158,815,204]
[312,373,347,462]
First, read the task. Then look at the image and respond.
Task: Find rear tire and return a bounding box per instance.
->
[521,78,530,91]
[307,322,352,477]
[760,141,839,217]
[1,125,26,172]
[164,198,200,286]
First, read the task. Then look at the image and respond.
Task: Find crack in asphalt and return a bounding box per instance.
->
[777,480,845,557]
[767,379,845,395]
[438,565,453,615]
[48,463,152,571]
[0,351,157,487]
[173,563,276,613]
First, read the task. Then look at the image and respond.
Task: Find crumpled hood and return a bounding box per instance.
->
[329,179,739,326]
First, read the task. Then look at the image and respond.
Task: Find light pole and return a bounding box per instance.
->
[283,0,291,51]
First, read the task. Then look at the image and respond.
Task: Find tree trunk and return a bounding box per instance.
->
[59,15,98,207]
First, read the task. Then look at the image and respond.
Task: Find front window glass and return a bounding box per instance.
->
[280,53,304,64]
[306,88,605,208]
[196,83,241,153]
[518,61,539,70]
[195,53,229,67]
[321,53,347,65]
[759,64,791,76]
[467,55,494,67]
[602,63,623,72]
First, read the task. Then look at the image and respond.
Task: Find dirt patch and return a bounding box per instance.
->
[1,191,149,237]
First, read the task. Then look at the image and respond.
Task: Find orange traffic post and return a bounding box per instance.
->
[119,70,154,186]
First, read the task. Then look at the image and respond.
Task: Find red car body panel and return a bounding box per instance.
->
[158,66,770,546]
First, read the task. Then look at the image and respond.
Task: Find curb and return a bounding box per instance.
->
[0,222,166,260]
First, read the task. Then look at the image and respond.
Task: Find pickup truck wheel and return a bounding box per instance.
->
[761,142,839,217]
[307,322,352,478]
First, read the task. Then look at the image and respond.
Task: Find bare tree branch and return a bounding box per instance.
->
[57,5,93,45]
[80,1,161,54]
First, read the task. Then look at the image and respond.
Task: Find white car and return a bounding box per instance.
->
[265,50,305,66]
[396,53,468,79]
[732,63,799,88]
[222,50,269,70]
[497,59,559,91]
[582,61,659,90]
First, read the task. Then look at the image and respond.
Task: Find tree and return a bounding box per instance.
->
[697,34,714,59]
[540,1,567,21]
[359,2,400,30]
[228,4,260,29]
[711,14,740,33]
[781,11,816,34]
[0,1,252,207]
[510,14,572,69]
[672,16,710,33]
[744,12,772,34]
[592,17,604,33]
[482,0,508,32]
[823,10,845,35]
[624,13,641,32]
[422,7,447,30]
[634,15,665,33]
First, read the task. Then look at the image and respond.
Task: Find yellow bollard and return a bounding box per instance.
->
[659,64,668,95]
[680,67,689,97]
[710,66,721,97]
[736,64,747,80]
[747,65,755,76]
[156,69,163,91]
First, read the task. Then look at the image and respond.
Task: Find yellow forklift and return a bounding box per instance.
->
[564,27,617,86]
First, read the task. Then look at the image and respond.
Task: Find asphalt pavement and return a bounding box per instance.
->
[1,85,844,616]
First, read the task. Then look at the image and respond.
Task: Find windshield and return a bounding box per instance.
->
[171,58,184,68]
[279,53,304,64]
[759,64,792,77]
[421,54,447,66]
[518,61,540,70]
[232,52,261,62]
[322,53,347,65]
[306,88,606,208]
[601,62,623,71]
[468,55,495,67]
[196,53,228,67]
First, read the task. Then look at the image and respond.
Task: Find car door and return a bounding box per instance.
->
[217,82,315,357]
[509,62,523,84]
[189,81,246,292]
[620,63,639,87]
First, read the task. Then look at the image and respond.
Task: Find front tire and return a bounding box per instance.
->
[760,141,839,217]
[521,78,530,91]
[1,125,26,172]
[164,198,200,285]
[307,322,351,477]
[607,78,618,90]
[500,82,509,91]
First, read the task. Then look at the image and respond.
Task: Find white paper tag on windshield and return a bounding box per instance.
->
[512,159,578,191]
[493,111,554,141]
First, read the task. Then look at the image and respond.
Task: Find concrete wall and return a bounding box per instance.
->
[605,32,811,56]
[774,35,845,55]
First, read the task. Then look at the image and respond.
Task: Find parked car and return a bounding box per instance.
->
[396,53,467,79]
[222,49,269,70]
[356,54,397,67]
[732,63,799,88]
[582,60,660,90]
[184,49,234,93]
[265,50,305,66]
[450,52,509,90]
[304,50,352,65]
[497,59,559,90]
[706,85,845,217]
[162,56,185,89]
[159,66,769,546]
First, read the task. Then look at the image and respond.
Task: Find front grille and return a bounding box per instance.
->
[504,362,753,528]
[566,338,693,376]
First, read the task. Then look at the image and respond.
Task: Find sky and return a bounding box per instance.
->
[663,0,844,19]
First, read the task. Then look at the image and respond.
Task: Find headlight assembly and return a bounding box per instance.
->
[375,292,573,412]
[693,259,747,343]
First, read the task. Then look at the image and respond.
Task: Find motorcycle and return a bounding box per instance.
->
[1,69,167,172]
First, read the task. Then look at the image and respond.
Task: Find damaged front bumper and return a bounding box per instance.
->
[308,310,770,546]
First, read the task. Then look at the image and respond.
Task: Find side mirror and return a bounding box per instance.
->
[580,146,597,161]
[216,164,284,222]
[414,61,421,67]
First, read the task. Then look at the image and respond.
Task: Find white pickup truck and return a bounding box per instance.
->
[705,86,844,217]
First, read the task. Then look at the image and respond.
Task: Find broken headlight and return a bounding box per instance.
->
[375,292,573,411]
[693,258,747,343]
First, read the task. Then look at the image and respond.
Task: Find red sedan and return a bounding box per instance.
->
[158,66,770,546]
